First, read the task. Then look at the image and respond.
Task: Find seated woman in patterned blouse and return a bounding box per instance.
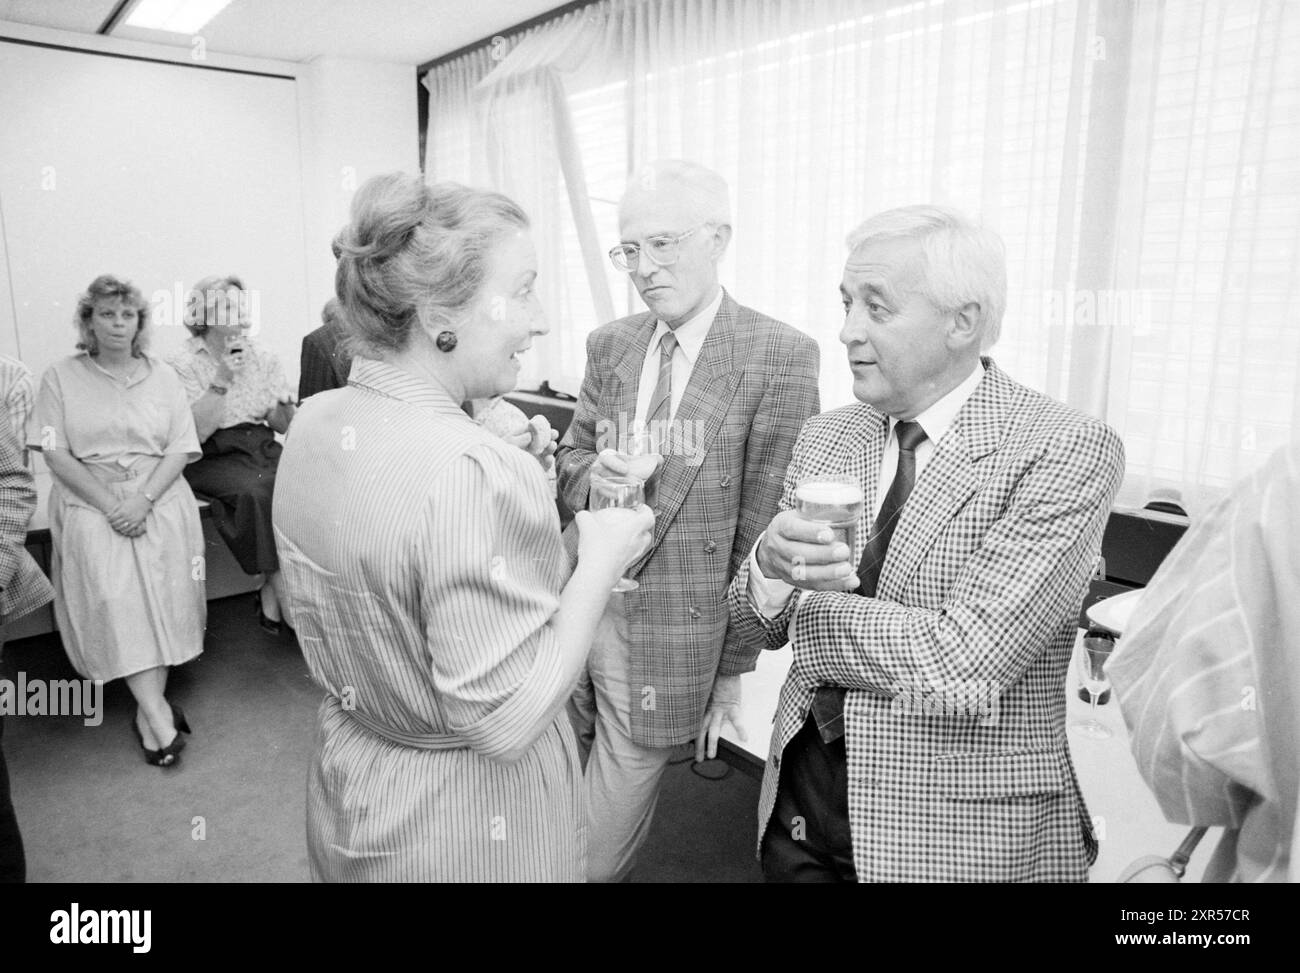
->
[168,276,296,634]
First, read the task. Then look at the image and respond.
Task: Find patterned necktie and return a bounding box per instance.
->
[811,419,929,744]
[645,331,677,428]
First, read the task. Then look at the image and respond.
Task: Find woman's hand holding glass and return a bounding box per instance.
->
[264,390,297,431]
[574,491,654,592]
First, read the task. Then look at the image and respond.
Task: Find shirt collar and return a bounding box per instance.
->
[84,353,154,388]
[651,286,723,366]
[347,357,470,416]
[892,360,986,447]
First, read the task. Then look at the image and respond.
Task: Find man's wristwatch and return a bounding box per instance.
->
[208,384,228,395]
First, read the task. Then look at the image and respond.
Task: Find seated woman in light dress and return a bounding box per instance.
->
[30,275,204,768]
[273,173,653,882]
[168,276,296,634]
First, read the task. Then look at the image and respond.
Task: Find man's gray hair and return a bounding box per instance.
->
[620,159,731,227]
[846,205,1007,348]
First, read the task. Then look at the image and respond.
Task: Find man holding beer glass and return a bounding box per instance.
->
[729,205,1125,882]
[555,160,820,882]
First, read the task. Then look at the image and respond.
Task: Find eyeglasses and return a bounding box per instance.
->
[608,224,709,273]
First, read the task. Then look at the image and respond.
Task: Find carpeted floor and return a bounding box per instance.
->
[2,594,762,883]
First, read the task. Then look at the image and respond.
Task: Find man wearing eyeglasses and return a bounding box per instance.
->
[556,159,820,882]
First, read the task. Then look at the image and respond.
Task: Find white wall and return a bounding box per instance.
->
[0,23,419,394]
[0,35,308,383]
[297,56,419,321]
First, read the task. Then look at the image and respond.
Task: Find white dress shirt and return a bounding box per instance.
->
[632,287,724,427]
[748,360,987,617]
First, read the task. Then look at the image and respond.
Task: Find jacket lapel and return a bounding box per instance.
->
[879,358,1009,598]
[637,292,744,558]
[608,312,658,419]
[831,406,887,565]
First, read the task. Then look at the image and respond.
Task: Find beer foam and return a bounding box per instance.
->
[795,481,863,505]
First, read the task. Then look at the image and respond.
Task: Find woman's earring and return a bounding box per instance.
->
[435,331,458,352]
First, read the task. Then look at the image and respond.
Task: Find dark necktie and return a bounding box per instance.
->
[810,419,929,743]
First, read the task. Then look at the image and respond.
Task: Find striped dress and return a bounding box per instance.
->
[272,358,584,882]
[1108,440,1300,883]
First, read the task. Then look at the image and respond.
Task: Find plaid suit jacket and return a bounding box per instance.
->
[0,417,53,624]
[556,291,820,747]
[727,359,1124,881]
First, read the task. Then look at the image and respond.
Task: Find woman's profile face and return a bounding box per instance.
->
[455,229,548,400]
[88,298,139,355]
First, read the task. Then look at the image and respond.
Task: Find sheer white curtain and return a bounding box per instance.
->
[425,45,495,184]
[423,0,1300,510]
[1101,0,1300,510]
[425,12,620,392]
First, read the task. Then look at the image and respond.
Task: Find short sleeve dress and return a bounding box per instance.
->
[28,355,206,682]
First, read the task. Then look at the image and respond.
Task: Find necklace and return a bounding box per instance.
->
[96,356,142,383]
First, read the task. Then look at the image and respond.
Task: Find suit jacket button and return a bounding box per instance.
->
[703,541,717,554]
[772,754,780,770]
[689,607,701,619]
[719,475,732,487]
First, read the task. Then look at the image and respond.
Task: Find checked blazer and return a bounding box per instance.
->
[556,291,820,748]
[0,418,52,623]
[727,359,1125,881]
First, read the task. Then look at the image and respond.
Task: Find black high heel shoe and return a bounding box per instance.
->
[131,710,187,768]
[253,591,282,635]
[152,732,186,767]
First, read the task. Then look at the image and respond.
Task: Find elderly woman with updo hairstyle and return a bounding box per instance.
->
[168,275,296,634]
[29,275,204,768]
[273,173,654,882]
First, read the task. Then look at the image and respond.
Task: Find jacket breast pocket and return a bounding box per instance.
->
[931,749,1066,800]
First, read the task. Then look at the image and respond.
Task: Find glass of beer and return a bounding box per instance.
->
[794,475,863,554]
[589,472,646,592]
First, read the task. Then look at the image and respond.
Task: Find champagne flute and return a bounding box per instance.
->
[1071,634,1114,739]
[623,424,663,507]
[588,472,646,592]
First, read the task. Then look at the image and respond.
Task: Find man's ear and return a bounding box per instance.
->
[947,301,982,350]
[709,223,733,259]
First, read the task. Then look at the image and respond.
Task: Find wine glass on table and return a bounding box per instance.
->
[1071,633,1114,739]
[588,472,646,592]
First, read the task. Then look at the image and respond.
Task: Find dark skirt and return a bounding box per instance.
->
[185,423,281,575]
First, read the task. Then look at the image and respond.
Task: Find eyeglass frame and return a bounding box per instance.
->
[608,223,712,273]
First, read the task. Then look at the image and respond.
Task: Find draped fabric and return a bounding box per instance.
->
[423,0,1300,511]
